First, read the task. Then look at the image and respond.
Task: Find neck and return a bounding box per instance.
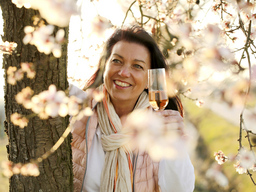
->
[113,102,135,118]
[111,99,136,118]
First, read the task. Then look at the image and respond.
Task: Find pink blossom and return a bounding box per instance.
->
[124,109,187,161]
[68,96,82,116]
[55,29,65,42]
[196,100,204,107]
[7,66,19,85]
[32,0,77,27]
[0,41,17,54]
[92,90,104,102]
[44,88,69,117]
[21,62,36,79]
[13,0,77,27]
[234,161,247,174]
[12,163,22,174]
[237,148,256,169]
[1,161,40,177]
[214,150,228,165]
[20,163,40,176]
[14,69,24,81]
[1,161,14,178]
[10,113,29,128]
[12,0,32,8]
[91,16,113,37]
[23,25,65,58]
[29,85,86,118]
[222,79,250,106]
[15,87,34,109]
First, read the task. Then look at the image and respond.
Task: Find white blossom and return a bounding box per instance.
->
[237,148,256,169]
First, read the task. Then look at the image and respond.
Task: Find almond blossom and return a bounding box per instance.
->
[67,95,82,116]
[11,0,32,8]
[0,41,17,54]
[1,161,14,178]
[214,150,228,165]
[196,100,204,107]
[7,66,19,85]
[23,25,65,58]
[10,113,29,128]
[21,62,36,79]
[36,84,69,118]
[237,148,256,169]
[234,161,247,174]
[12,0,78,27]
[7,63,36,85]
[15,87,34,109]
[1,161,39,178]
[91,16,113,37]
[124,109,187,161]
[14,85,91,119]
[222,79,250,106]
[20,163,40,176]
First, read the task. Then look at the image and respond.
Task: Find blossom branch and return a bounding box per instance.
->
[121,0,137,27]
[247,170,256,185]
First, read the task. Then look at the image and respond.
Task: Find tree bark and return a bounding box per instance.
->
[0,1,73,191]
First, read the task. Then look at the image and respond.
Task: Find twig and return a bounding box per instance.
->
[121,0,137,27]
[34,125,71,163]
[238,113,243,150]
[247,170,256,185]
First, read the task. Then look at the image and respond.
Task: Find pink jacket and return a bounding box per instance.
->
[71,100,160,192]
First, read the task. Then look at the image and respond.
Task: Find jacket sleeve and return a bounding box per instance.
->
[158,153,195,192]
[68,83,88,99]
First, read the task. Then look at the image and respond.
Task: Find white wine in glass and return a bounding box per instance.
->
[148,68,169,111]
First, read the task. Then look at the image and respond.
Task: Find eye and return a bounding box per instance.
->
[112,59,121,64]
[133,64,143,70]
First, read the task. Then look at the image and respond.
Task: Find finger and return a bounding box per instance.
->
[165,121,185,135]
[160,110,182,117]
[162,114,183,125]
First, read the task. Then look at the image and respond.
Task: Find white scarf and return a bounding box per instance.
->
[97,85,149,192]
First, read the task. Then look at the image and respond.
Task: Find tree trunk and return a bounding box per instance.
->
[0,1,73,191]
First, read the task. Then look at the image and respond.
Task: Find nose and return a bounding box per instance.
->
[118,66,130,77]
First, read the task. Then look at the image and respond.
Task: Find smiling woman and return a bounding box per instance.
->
[70,25,195,192]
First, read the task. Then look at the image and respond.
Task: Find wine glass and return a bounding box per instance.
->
[148,68,169,111]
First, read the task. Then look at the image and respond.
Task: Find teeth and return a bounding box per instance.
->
[115,80,130,87]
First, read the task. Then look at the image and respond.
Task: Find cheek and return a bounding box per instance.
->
[138,74,148,89]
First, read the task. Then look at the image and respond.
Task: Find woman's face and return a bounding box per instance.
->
[104,41,151,106]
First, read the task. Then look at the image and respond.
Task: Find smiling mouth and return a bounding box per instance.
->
[114,80,131,88]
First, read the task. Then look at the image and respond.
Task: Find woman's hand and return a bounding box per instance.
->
[158,110,186,137]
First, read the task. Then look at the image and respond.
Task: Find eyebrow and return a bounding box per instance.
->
[112,53,146,64]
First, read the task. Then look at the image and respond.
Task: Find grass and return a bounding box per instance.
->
[183,99,256,192]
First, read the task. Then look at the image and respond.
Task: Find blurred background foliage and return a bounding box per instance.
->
[184,99,256,192]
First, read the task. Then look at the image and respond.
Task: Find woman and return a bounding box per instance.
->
[70,25,195,192]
